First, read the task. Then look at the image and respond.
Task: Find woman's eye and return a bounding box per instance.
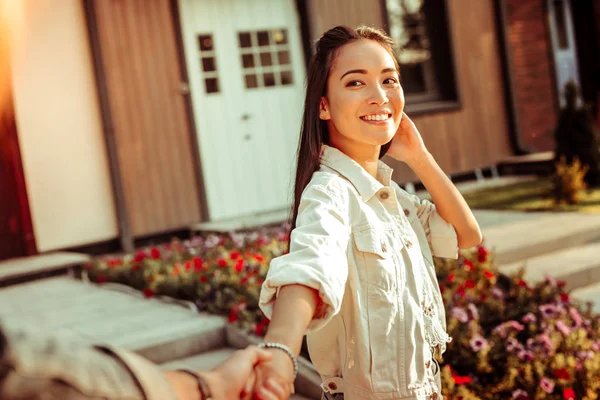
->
[384,77,399,85]
[346,80,364,87]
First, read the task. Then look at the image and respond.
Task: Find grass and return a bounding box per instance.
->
[462,177,600,213]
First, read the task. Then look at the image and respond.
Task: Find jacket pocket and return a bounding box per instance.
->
[352,226,398,292]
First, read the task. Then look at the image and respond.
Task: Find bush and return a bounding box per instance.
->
[87,228,600,399]
[554,81,600,187]
[550,157,588,205]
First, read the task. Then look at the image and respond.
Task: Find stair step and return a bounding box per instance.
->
[483,212,600,265]
[499,242,600,291]
[572,283,600,313]
[0,252,91,287]
[161,347,315,399]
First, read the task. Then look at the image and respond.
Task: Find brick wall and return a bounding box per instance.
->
[505,0,558,152]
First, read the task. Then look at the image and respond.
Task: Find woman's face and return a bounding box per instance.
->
[320,39,404,154]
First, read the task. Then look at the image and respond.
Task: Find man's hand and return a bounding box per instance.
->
[251,348,294,400]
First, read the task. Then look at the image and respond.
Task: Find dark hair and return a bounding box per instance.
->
[289,25,399,230]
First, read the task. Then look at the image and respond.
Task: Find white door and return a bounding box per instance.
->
[179,0,305,221]
[548,0,580,106]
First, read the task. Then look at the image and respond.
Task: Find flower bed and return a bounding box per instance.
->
[86,227,600,399]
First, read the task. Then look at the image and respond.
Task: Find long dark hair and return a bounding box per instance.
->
[289,26,399,231]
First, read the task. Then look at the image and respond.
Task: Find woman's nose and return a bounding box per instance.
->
[368,85,388,106]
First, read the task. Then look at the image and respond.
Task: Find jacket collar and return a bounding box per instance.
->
[319,144,393,201]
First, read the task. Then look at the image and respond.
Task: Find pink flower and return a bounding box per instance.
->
[506,337,523,352]
[537,333,553,349]
[492,286,504,299]
[512,389,529,399]
[556,320,571,336]
[508,320,525,331]
[468,303,479,320]
[469,336,488,352]
[540,304,559,319]
[592,341,600,352]
[540,377,555,394]
[522,312,536,324]
[569,307,583,327]
[451,307,469,323]
[518,350,534,361]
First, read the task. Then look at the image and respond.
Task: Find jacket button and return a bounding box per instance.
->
[328,382,338,391]
[379,192,389,200]
[404,209,410,216]
[431,393,439,400]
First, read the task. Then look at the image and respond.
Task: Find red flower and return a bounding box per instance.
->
[453,376,471,385]
[560,293,570,303]
[457,284,466,298]
[563,388,575,399]
[228,309,239,323]
[150,248,161,260]
[463,260,474,272]
[255,322,266,336]
[557,280,567,288]
[554,368,571,380]
[439,285,445,294]
[193,257,204,271]
[184,261,192,271]
[447,274,456,283]
[134,250,148,262]
[234,259,245,273]
[199,276,208,283]
[143,288,155,298]
[217,258,228,268]
[241,275,250,285]
[518,279,528,287]
[97,275,107,284]
[107,258,123,268]
[230,251,241,260]
[255,254,266,263]
[132,264,142,272]
[480,294,488,302]
[477,246,488,263]
[484,270,495,280]
[465,280,476,289]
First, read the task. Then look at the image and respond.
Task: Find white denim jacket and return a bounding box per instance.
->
[260,145,458,400]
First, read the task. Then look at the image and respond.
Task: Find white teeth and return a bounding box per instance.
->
[362,114,389,121]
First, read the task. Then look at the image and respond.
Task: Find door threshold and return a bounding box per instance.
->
[190,208,290,233]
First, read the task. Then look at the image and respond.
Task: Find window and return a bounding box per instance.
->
[384,0,459,109]
[237,29,294,90]
[197,34,220,94]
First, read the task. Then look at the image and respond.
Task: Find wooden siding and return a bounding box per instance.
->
[305,0,513,183]
[91,0,202,236]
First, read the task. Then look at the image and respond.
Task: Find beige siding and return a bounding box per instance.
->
[93,0,203,236]
[306,0,513,183]
[11,0,118,251]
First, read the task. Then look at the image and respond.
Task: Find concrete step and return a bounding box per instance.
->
[161,347,315,399]
[499,242,600,291]
[572,282,600,314]
[0,252,91,287]
[482,212,600,266]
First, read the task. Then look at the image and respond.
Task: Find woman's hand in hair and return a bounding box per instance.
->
[387,112,429,166]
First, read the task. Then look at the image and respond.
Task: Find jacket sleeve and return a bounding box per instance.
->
[259,182,350,333]
[0,321,177,400]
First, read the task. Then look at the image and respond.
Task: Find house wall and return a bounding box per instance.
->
[505,0,558,152]
[10,0,118,252]
[91,0,203,236]
[305,0,513,183]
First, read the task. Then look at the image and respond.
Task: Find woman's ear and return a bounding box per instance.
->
[319,97,331,120]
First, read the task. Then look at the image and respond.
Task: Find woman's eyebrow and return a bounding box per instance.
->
[340,68,398,80]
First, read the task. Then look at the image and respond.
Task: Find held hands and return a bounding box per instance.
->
[250,348,295,400]
[387,112,429,165]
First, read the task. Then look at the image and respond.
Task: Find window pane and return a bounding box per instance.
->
[242,54,255,68]
[257,31,270,46]
[280,70,293,86]
[239,32,252,48]
[198,35,214,52]
[263,72,276,87]
[260,52,273,67]
[277,50,290,65]
[205,78,219,93]
[272,29,288,45]
[400,64,426,94]
[245,74,258,89]
[202,57,216,72]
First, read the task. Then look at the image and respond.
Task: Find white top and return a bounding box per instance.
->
[259,145,458,400]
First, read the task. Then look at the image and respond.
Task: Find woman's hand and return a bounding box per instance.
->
[387,112,429,165]
[251,349,295,400]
